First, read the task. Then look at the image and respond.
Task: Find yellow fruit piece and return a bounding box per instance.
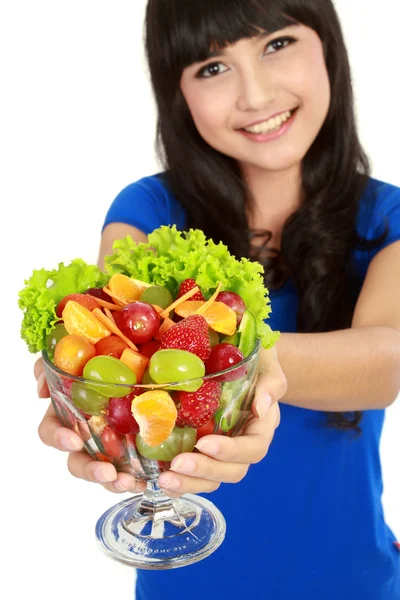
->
[175,301,237,336]
[62,300,111,344]
[131,391,177,447]
[107,274,148,304]
[120,348,149,383]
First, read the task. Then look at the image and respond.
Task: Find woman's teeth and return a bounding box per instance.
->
[243,110,293,134]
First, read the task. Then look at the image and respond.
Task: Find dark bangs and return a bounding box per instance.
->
[145,0,332,82]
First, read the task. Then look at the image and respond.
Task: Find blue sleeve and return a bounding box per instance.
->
[361,179,400,257]
[102,174,187,235]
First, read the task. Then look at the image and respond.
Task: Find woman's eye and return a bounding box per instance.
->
[196,62,229,79]
[265,36,296,55]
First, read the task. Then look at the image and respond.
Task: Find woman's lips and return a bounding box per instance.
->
[237,108,298,143]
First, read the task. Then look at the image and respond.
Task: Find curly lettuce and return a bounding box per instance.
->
[19,259,108,353]
[104,226,280,348]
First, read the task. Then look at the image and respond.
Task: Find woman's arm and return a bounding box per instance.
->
[268,241,400,411]
[97,222,149,268]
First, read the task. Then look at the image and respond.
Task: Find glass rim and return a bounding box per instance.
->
[42,339,261,390]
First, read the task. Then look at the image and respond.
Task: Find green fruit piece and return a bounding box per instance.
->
[71,382,109,415]
[45,323,68,358]
[136,426,197,461]
[141,368,156,385]
[208,328,220,347]
[149,349,204,392]
[221,332,240,346]
[83,356,136,397]
[140,286,173,309]
[238,310,257,357]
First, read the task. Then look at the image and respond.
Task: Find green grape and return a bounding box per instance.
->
[238,310,257,357]
[45,323,68,358]
[71,382,109,415]
[149,349,205,392]
[142,368,156,385]
[83,356,136,397]
[136,426,197,461]
[208,328,220,347]
[221,332,240,346]
[140,286,173,309]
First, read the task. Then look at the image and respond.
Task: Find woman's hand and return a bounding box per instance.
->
[35,358,146,494]
[158,346,287,496]
[35,345,287,498]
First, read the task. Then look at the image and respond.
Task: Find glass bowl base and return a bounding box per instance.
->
[95,493,226,569]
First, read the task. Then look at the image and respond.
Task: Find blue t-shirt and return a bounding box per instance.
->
[103,175,400,599]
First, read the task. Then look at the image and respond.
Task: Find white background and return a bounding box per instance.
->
[1,1,399,598]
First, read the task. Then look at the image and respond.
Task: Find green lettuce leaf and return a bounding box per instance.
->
[18,259,108,353]
[105,226,280,348]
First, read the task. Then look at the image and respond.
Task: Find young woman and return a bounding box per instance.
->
[35,0,400,598]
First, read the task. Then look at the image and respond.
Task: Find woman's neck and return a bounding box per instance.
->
[242,163,303,248]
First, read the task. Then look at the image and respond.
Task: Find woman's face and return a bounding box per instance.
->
[180,24,331,174]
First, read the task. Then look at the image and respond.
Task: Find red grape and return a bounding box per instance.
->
[138,339,161,359]
[106,395,140,435]
[205,343,245,381]
[115,302,160,344]
[85,287,112,303]
[215,292,246,325]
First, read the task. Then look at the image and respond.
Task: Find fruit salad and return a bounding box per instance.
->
[19,226,279,476]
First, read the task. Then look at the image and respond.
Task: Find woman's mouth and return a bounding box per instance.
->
[238,108,298,142]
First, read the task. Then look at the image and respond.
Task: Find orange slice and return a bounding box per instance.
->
[62,301,111,344]
[175,301,237,336]
[160,285,201,318]
[195,282,223,315]
[106,274,148,304]
[131,390,177,447]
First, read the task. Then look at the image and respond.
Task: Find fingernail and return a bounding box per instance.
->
[159,474,181,491]
[170,457,196,474]
[194,439,220,456]
[59,433,82,451]
[93,467,113,483]
[37,373,46,395]
[255,394,272,419]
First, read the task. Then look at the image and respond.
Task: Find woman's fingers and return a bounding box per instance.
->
[159,471,222,495]
[38,403,84,451]
[252,346,287,418]
[38,403,145,494]
[159,403,280,494]
[34,357,50,398]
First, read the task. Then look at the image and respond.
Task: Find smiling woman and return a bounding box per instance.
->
[179,25,330,171]
[26,0,400,599]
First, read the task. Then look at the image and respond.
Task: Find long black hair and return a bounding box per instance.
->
[144,0,380,430]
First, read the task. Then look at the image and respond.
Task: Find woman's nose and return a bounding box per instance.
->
[236,67,277,112]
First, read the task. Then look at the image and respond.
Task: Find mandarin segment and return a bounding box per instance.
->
[175,301,237,336]
[62,300,111,343]
[107,274,148,304]
[131,390,178,447]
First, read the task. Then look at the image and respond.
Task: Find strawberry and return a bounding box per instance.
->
[161,314,211,361]
[175,381,222,428]
[177,279,205,301]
